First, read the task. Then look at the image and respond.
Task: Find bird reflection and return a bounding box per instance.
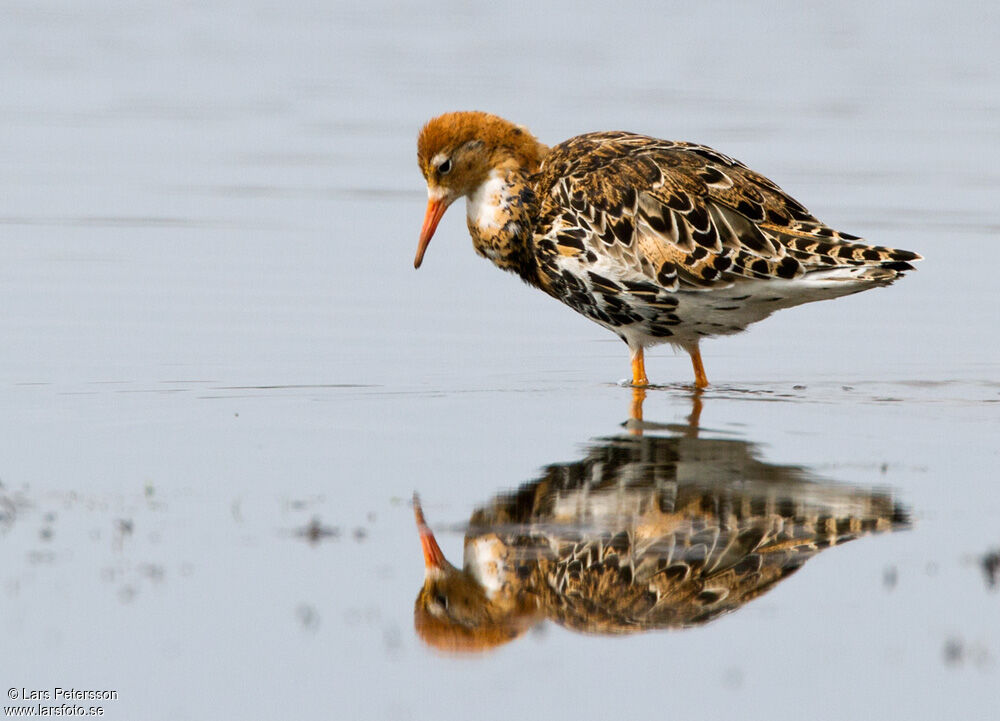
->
[413,394,909,653]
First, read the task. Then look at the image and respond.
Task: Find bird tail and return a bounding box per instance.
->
[802,261,916,286]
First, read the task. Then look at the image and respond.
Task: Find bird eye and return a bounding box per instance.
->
[434,593,449,610]
[437,158,452,175]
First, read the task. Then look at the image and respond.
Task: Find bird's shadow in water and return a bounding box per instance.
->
[411,391,910,654]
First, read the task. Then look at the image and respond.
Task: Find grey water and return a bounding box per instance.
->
[1,1,998,719]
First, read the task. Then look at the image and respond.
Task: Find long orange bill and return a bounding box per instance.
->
[413,493,446,569]
[414,197,448,269]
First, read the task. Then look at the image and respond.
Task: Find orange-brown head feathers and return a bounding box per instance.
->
[413,112,548,269]
[414,589,535,653]
[417,111,548,184]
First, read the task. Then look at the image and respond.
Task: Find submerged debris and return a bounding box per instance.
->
[981,549,1000,591]
[112,519,134,552]
[295,603,320,631]
[943,636,993,670]
[882,565,898,591]
[0,493,23,535]
[138,563,165,582]
[943,638,963,666]
[295,517,340,545]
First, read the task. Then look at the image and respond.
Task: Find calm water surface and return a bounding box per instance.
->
[1,1,998,719]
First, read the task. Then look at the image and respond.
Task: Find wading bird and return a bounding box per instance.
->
[414,111,920,387]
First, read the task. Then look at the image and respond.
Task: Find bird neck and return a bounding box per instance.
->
[458,564,542,630]
[465,166,539,283]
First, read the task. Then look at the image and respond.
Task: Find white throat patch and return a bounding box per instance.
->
[465,535,505,598]
[466,168,508,233]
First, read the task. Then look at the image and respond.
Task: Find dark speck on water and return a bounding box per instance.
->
[296,604,320,631]
[942,637,994,670]
[981,550,1000,591]
[295,517,339,545]
[943,638,964,666]
[882,566,898,591]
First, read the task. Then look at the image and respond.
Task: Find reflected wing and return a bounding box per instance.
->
[472,434,909,634]
[542,501,904,633]
[533,132,920,291]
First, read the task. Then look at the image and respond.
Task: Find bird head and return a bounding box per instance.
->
[414,111,547,268]
[411,493,540,653]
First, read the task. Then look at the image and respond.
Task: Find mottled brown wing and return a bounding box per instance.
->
[540,511,898,633]
[534,132,919,291]
[537,526,805,632]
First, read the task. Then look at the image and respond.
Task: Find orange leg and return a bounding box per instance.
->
[630,347,649,387]
[688,346,709,389]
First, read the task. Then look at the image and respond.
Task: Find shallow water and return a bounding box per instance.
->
[2,1,998,719]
